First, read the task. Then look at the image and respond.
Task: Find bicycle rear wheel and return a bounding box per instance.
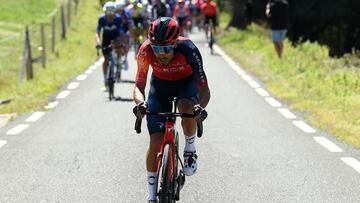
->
[158,144,174,203]
[108,64,115,101]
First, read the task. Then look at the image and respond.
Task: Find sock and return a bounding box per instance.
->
[147,171,157,201]
[184,133,196,152]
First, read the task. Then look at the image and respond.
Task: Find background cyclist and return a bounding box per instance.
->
[96,1,125,90]
[115,0,132,70]
[201,0,218,43]
[173,0,191,36]
[133,17,210,202]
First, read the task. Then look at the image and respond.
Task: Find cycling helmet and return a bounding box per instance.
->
[148,17,180,45]
[115,0,125,9]
[178,0,185,4]
[103,1,116,14]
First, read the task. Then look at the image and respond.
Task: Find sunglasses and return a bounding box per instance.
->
[151,44,175,54]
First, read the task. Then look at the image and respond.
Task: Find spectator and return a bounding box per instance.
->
[266,0,289,58]
[246,0,253,25]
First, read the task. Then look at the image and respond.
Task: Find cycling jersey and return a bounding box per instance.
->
[97,13,124,44]
[173,4,190,18]
[118,8,132,33]
[201,1,217,17]
[136,37,208,88]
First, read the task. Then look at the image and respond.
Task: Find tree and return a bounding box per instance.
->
[227,0,247,30]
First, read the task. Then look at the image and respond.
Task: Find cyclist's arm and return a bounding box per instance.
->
[188,42,210,107]
[133,45,150,104]
[96,18,103,45]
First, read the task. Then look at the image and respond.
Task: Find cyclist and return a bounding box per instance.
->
[96,1,125,90]
[115,0,132,70]
[173,0,191,36]
[128,0,148,53]
[201,0,218,42]
[133,17,210,202]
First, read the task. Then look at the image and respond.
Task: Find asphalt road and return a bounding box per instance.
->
[1,30,360,202]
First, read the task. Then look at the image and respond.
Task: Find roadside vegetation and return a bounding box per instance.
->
[218,14,360,148]
[0,0,100,114]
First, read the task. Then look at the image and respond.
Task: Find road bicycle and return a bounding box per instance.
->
[97,42,118,101]
[208,21,215,55]
[134,98,205,202]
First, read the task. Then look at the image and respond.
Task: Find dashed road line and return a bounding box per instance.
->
[56,90,71,99]
[293,121,316,133]
[278,108,296,119]
[265,97,282,107]
[67,82,80,90]
[341,157,360,174]
[314,136,343,152]
[45,101,59,109]
[76,74,87,81]
[0,140,7,149]
[6,124,30,135]
[248,81,260,88]
[25,112,45,122]
[85,69,92,74]
[241,74,253,82]
[255,88,270,97]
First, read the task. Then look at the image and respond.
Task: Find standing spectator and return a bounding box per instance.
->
[266,0,289,58]
[246,0,253,25]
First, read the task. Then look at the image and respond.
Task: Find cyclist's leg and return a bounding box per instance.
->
[204,15,210,41]
[146,81,173,201]
[177,78,199,176]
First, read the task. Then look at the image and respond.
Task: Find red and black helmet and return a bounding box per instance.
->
[148,17,180,45]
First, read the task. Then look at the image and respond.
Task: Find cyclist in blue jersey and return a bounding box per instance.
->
[96,1,125,90]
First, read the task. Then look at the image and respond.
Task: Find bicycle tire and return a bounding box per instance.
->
[158,144,172,203]
[108,62,115,101]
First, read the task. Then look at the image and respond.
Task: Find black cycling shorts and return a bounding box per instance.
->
[146,75,199,135]
[204,15,218,26]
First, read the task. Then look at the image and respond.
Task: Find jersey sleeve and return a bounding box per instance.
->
[184,41,208,88]
[96,16,103,33]
[135,41,151,87]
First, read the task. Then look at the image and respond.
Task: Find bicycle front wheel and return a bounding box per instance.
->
[158,144,173,203]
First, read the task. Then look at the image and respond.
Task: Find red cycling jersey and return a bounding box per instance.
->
[201,1,217,16]
[136,37,208,88]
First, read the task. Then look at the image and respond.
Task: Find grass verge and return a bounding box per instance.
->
[218,14,360,148]
[0,0,101,114]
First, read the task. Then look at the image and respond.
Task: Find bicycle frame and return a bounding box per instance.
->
[134,98,205,202]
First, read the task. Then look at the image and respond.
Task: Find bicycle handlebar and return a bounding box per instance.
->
[134,111,204,138]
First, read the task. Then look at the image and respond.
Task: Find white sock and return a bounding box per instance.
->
[184,133,196,152]
[147,171,157,201]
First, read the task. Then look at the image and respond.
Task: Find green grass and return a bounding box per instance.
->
[0,0,102,113]
[218,14,360,148]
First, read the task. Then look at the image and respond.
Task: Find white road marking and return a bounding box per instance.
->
[6,124,30,135]
[255,88,270,97]
[241,74,253,82]
[90,65,97,70]
[76,74,87,81]
[25,112,45,122]
[293,121,316,133]
[85,69,92,74]
[341,157,360,174]
[45,101,59,109]
[56,90,71,99]
[67,82,80,90]
[278,108,297,119]
[314,136,343,152]
[0,140,7,149]
[265,97,282,107]
[248,80,260,88]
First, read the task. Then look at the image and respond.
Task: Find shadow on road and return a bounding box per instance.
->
[113,96,133,102]
[120,79,135,84]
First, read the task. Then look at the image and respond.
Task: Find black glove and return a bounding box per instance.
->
[95,44,101,49]
[133,101,148,117]
[193,104,208,121]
